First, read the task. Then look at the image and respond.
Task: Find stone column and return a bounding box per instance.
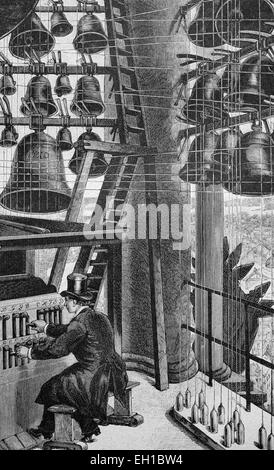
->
[121,0,197,382]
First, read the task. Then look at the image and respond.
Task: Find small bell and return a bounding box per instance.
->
[210,407,218,433]
[200,403,209,426]
[175,392,184,412]
[229,420,235,444]
[258,425,268,449]
[267,433,274,450]
[0,126,18,147]
[191,402,199,424]
[54,74,73,97]
[51,7,73,37]
[224,423,232,448]
[57,127,73,152]
[69,130,108,178]
[0,74,16,95]
[71,75,105,117]
[236,420,245,445]
[218,403,225,425]
[73,13,108,54]
[185,388,192,409]
[198,389,205,409]
[233,409,240,428]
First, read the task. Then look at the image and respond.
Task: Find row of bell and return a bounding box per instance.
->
[0,129,108,214]
[175,390,246,447]
[19,74,105,118]
[181,51,274,124]
[186,0,274,48]
[8,12,108,60]
[179,123,274,196]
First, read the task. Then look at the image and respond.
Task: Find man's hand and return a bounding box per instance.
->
[27,320,47,333]
[16,346,29,358]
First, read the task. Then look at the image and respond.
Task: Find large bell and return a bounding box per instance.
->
[223,125,274,196]
[9,12,55,60]
[187,0,223,48]
[73,14,108,54]
[0,131,71,213]
[69,131,108,178]
[0,1,38,41]
[51,10,73,38]
[71,75,105,117]
[215,0,274,46]
[224,54,274,113]
[183,73,227,124]
[21,75,57,117]
[179,131,221,184]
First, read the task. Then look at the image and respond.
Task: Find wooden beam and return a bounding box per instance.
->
[84,141,158,157]
[107,245,122,355]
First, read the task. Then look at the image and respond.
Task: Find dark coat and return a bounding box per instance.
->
[31,308,128,420]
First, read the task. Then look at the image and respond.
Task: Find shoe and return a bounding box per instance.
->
[28,427,53,440]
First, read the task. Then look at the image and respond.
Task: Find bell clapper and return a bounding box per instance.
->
[198,388,205,409]
[191,400,199,424]
[233,408,240,428]
[200,402,209,427]
[236,420,245,446]
[224,423,232,448]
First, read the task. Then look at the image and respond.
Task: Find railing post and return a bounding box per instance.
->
[244,302,251,412]
[208,290,213,387]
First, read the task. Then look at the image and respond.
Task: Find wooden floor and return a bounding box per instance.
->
[1,371,209,451]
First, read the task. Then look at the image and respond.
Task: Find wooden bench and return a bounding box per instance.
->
[43,381,144,450]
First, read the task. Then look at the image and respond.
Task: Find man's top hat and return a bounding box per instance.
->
[60,273,94,303]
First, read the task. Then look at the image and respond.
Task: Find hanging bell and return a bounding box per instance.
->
[9,12,55,60]
[185,388,192,409]
[0,125,18,148]
[224,124,274,196]
[200,403,209,426]
[233,409,240,428]
[21,75,57,117]
[73,14,108,54]
[236,420,245,446]
[71,75,105,117]
[179,131,221,185]
[186,0,223,48]
[258,425,268,449]
[51,9,73,37]
[215,0,274,46]
[191,402,199,424]
[0,74,16,96]
[224,54,274,113]
[184,73,227,124]
[198,389,205,409]
[267,432,274,450]
[54,74,73,98]
[209,407,218,433]
[175,392,184,412]
[217,403,226,425]
[0,131,71,213]
[69,131,108,178]
[224,423,232,448]
[57,127,73,152]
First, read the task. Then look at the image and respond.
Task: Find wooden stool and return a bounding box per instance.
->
[43,405,87,451]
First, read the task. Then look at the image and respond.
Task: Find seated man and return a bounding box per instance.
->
[16,273,128,442]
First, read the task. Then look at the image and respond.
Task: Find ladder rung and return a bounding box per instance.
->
[117,47,133,57]
[94,248,108,253]
[127,125,145,134]
[89,261,108,266]
[116,32,129,40]
[120,66,136,75]
[87,275,104,280]
[113,14,127,24]
[125,107,142,116]
[122,85,138,94]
